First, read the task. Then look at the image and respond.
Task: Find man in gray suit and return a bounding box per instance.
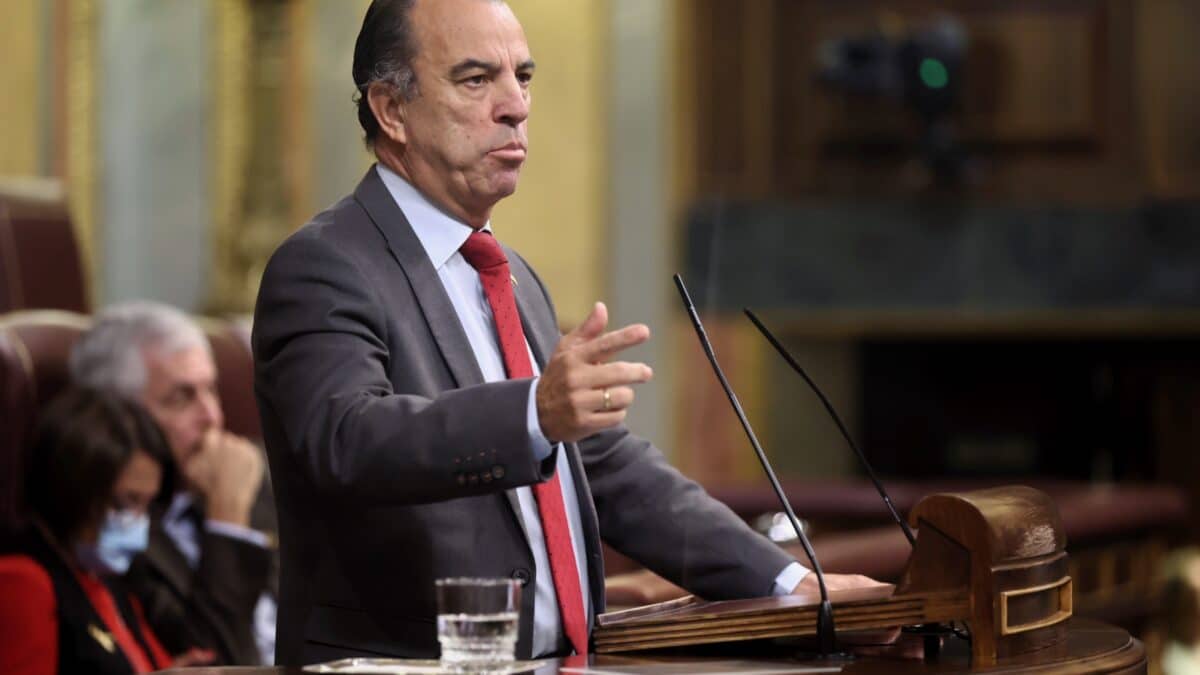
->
[253,0,879,665]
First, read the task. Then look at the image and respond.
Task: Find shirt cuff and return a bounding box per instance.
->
[527,377,555,461]
[771,562,811,595]
[205,520,270,548]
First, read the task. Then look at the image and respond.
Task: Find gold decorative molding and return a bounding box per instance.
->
[0,1,41,177]
[209,0,312,314]
[210,0,252,314]
[65,0,98,306]
[283,0,313,232]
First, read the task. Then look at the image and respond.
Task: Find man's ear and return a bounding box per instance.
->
[367,82,407,145]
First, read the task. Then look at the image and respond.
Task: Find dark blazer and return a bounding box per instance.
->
[252,167,794,665]
[123,481,277,665]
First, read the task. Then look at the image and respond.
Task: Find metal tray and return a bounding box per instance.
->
[302,657,551,674]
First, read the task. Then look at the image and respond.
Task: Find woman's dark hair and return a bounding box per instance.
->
[24,387,173,542]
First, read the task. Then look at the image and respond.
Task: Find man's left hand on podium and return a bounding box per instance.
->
[793,572,889,595]
[793,573,929,659]
[604,570,890,609]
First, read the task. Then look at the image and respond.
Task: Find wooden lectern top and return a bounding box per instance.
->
[908,486,1065,563]
[596,486,1078,669]
[154,487,1146,674]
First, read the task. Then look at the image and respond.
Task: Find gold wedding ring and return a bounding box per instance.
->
[602,388,612,411]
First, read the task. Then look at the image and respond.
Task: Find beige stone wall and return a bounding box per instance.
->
[492,0,609,328]
[0,0,615,319]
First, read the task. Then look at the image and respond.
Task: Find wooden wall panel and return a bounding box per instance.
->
[786,6,1106,145]
[693,0,747,192]
[686,0,1194,204]
[1137,0,1200,199]
[960,10,1101,143]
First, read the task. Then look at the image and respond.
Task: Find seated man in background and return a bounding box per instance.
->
[70,302,277,665]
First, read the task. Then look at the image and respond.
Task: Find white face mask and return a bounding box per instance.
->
[74,508,150,575]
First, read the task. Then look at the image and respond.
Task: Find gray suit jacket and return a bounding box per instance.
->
[252,167,794,665]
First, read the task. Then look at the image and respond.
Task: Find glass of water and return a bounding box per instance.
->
[436,577,520,669]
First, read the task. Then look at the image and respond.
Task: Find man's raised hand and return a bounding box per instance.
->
[536,302,653,443]
[183,429,265,527]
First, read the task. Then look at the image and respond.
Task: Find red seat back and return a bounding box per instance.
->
[0,181,89,314]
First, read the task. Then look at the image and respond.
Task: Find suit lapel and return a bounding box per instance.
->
[143,521,194,599]
[354,168,485,389]
[355,167,603,599]
[509,256,555,370]
[354,167,537,548]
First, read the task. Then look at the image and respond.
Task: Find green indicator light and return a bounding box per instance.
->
[919,57,949,89]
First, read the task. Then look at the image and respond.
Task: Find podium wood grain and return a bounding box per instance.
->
[594,487,1076,667]
[153,619,1144,675]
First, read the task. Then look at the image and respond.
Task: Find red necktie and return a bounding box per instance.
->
[459,230,589,656]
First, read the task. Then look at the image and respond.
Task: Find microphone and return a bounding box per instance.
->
[743,309,975,654]
[742,308,917,548]
[673,274,839,656]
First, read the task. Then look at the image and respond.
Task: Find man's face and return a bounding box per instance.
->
[139,345,223,471]
[394,0,534,224]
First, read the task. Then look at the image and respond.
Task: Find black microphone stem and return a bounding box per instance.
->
[743,308,917,548]
[673,275,837,656]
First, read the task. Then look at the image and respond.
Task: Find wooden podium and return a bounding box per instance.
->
[158,622,1145,675]
[595,486,1136,671]
[158,486,1146,674]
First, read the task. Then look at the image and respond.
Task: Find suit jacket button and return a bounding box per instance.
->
[512,568,531,586]
[492,466,505,479]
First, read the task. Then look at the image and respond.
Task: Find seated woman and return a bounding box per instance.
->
[0,388,212,674]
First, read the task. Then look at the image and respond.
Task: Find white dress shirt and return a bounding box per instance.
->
[161,492,277,664]
[376,164,807,656]
[379,165,590,657]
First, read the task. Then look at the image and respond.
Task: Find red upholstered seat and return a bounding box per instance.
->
[0,310,262,530]
[0,311,90,531]
[196,316,261,442]
[0,181,89,314]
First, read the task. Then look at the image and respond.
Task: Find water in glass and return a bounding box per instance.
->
[437,611,518,665]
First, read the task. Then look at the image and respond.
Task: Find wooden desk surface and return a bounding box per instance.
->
[157,619,1144,674]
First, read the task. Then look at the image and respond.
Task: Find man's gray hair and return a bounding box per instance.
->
[70,301,210,400]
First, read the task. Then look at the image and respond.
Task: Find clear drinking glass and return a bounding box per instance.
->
[436,577,520,669]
